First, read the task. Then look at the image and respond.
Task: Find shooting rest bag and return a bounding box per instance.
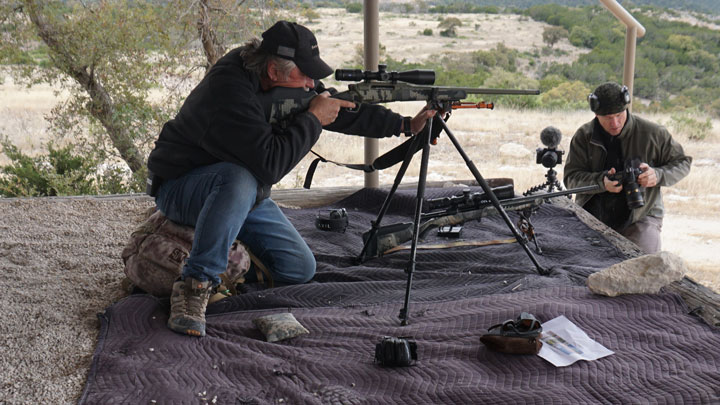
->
[122,210,270,297]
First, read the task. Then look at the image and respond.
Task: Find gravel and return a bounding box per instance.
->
[0,195,155,404]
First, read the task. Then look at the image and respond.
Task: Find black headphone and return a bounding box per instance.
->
[588,85,630,113]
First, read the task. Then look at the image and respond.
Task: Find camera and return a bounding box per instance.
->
[536,126,564,169]
[608,159,645,209]
[375,336,417,367]
[536,147,563,168]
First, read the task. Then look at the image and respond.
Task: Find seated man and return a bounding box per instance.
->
[564,82,691,254]
[146,21,435,337]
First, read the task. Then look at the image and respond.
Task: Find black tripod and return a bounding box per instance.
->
[356,102,548,326]
[524,167,565,195]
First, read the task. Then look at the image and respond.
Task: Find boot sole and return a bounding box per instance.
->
[168,319,206,337]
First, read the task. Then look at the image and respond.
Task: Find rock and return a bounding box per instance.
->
[587,251,687,297]
[499,142,530,159]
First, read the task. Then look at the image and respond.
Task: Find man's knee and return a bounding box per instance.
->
[622,216,662,254]
[280,251,316,284]
[213,163,258,202]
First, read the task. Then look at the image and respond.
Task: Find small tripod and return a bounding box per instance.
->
[356,101,548,326]
[524,167,565,195]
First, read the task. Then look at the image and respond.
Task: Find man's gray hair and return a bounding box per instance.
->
[239,38,296,80]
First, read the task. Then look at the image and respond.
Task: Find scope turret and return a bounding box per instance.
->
[335,64,435,85]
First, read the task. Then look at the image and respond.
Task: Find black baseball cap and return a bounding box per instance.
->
[260,21,333,80]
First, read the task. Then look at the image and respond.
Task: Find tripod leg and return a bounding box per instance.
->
[357,134,424,262]
[399,119,433,326]
[438,119,549,276]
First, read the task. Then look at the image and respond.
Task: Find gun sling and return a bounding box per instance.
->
[303,135,421,189]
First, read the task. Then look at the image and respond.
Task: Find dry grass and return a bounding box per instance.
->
[1,8,717,292]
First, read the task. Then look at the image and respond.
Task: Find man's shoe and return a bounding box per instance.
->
[168,277,212,336]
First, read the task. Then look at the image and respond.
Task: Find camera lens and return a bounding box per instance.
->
[540,151,559,168]
[624,181,645,209]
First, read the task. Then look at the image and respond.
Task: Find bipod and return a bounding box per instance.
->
[356,104,548,327]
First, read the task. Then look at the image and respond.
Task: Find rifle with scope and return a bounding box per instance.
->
[360,184,601,260]
[259,64,539,126]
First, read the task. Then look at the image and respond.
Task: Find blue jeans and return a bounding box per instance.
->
[155,162,316,286]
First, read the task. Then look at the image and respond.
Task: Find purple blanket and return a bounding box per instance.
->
[80,188,720,404]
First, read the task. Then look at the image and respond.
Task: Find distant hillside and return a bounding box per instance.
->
[433,0,720,15]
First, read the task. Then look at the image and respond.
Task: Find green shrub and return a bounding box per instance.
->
[669,113,712,141]
[482,69,541,109]
[345,3,362,13]
[0,137,142,197]
[540,80,591,110]
[422,28,433,36]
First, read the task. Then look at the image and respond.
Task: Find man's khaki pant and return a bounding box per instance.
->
[621,215,663,254]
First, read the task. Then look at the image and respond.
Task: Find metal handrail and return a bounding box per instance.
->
[599,0,647,111]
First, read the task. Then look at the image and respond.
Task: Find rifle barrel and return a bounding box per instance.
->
[457,87,540,96]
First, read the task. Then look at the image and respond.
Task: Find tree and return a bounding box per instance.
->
[542,26,568,48]
[0,0,285,195]
[438,16,462,38]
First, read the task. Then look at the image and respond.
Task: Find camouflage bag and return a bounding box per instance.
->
[121,210,271,297]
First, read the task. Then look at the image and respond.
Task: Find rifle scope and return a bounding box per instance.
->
[335,64,435,85]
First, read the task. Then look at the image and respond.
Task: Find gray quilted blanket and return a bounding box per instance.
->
[80,187,720,404]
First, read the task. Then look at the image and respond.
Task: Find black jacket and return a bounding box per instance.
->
[147,47,404,191]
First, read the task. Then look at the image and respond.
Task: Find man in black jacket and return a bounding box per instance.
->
[147,21,435,337]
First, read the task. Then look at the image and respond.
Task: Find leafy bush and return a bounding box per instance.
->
[471,43,518,73]
[345,3,362,13]
[0,137,143,197]
[422,28,433,36]
[669,112,712,141]
[540,81,591,110]
[482,69,541,110]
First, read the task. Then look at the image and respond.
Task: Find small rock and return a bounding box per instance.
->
[587,251,686,297]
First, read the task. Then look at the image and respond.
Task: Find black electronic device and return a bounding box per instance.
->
[315,208,349,233]
[525,126,567,195]
[375,336,418,367]
[608,158,645,209]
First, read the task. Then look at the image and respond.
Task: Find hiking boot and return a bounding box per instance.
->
[168,277,212,337]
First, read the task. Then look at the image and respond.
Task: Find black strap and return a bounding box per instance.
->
[303,114,448,189]
[303,137,417,189]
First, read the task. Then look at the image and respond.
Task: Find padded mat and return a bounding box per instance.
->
[80,187,720,404]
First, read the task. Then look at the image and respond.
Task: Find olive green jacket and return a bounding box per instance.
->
[564,112,691,224]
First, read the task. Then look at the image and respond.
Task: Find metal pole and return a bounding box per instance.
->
[623,26,637,113]
[599,0,646,113]
[363,0,379,188]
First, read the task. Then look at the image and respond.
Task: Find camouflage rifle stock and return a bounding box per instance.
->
[259,66,539,126]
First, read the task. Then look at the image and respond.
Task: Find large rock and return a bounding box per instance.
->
[587,251,687,297]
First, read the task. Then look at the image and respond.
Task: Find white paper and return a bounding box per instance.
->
[538,315,614,367]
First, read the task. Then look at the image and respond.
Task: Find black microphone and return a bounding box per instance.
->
[540,126,562,149]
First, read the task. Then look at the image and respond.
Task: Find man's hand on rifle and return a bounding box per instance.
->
[308,92,356,126]
[402,107,437,136]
